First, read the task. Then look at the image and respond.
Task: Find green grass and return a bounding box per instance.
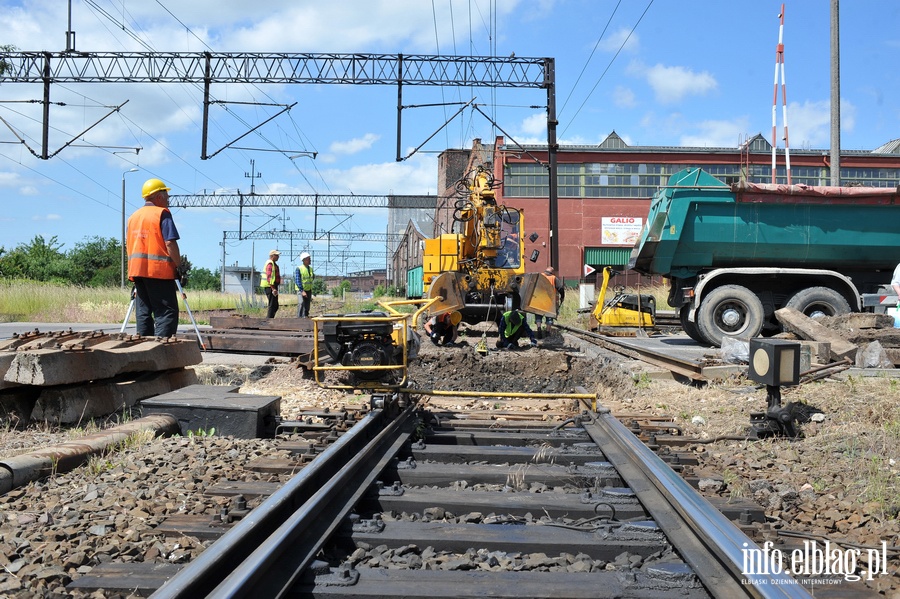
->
[0,279,670,326]
[0,279,248,324]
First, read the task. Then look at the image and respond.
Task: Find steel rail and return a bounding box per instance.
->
[557,323,706,380]
[211,404,415,597]
[150,406,413,598]
[581,404,812,599]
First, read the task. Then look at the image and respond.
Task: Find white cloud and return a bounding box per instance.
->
[329,133,381,155]
[679,117,752,148]
[321,155,437,196]
[0,172,20,187]
[784,99,856,149]
[520,113,547,136]
[629,61,718,104]
[597,28,640,53]
[20,186,39,196]
[612,86,636,108]
[32,213,62,221]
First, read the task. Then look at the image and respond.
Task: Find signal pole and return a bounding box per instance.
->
[771,4,791,185]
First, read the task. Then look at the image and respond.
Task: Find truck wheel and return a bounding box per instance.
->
[679,306,709,345]
[697,285,765,347]
[785,287,851,319]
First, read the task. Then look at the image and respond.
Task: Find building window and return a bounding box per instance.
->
[504,161,900,197]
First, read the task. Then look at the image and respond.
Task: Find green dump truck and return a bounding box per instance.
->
[629,168,900,346]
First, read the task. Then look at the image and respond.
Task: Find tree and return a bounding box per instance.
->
[0,45,16,78]
[331,280,351,298]
[309,277,327,296]
[0,236,68,282]
[68,236,119,286]
[186,266,220,290]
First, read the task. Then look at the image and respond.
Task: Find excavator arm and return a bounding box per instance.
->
[424,165,559,324]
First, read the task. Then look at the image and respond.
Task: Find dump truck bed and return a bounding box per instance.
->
[629,168,900,279]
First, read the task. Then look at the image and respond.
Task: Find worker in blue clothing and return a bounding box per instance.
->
[294,252,314,318]
[496,309,537,350]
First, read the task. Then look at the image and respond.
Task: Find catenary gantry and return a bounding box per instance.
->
[0,51,560,269]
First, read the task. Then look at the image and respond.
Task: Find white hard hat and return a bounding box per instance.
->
[269,249,281,256]
[299,252,311,261]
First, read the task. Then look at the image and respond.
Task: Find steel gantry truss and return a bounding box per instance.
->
[223,230,402,243]
[169,192,440,209]
[0,51,560,269]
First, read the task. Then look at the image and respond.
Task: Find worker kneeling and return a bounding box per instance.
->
[497,309,537,350]
[425,311,462,347]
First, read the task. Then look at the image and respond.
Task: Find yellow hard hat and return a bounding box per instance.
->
[449,311,462,326]
[142,178,171,198]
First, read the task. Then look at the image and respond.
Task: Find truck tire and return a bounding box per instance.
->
[679,306,709,345]
[785,287,851,320]
[696,285,765,347]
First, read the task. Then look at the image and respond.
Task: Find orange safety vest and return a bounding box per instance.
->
[127,206,177,280]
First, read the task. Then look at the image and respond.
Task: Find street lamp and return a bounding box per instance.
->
[121,168,139,288]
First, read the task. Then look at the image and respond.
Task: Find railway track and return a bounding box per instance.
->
[67,394,814,598]
[556,322,713,382]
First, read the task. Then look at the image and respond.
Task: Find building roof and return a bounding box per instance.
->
[872,138,900,154]
[506,131,894,157]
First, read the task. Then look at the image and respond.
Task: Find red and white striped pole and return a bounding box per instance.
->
[771,4,791,184]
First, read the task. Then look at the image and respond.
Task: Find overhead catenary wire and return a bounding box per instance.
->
[558,0,623,119]
[561,0,654,139]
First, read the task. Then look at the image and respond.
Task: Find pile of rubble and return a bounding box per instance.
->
[775,307,900,368]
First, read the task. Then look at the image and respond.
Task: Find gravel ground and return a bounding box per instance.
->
[0,327,896,597]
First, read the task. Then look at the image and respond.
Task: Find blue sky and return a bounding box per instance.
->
[1,0,898,274]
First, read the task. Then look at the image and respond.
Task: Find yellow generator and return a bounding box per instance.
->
[591,267,656,336]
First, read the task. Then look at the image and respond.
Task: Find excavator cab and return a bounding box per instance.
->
[591,266,656,336]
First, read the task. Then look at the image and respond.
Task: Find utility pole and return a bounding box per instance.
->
[244,160,262,195]
[830,0,841,186]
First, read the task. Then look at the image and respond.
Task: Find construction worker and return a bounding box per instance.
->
[127,178,182,337]
[424,311,462,346]
[294,251,314,318]
[261,249,281,318]
[535,266,565,336]
[496,309,537,350]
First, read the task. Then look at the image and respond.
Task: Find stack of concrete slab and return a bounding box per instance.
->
[775,309,900,368]
[0,330,202,425]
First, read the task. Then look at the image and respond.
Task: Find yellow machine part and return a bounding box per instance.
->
[594,304,655,328]
[591,266,655,334]
[423,235,461,279]
[519,273,558,317]
[425,271,467,315]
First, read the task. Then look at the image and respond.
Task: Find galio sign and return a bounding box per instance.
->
[601,216,642,245]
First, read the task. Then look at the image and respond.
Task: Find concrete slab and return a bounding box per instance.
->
[4,338,202,386]
[775,308,858,361]
[140,385,281,438]
[31,368,199,425]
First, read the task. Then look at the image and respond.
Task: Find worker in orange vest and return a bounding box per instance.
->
[424,311,462,346]
[127,178,182,337]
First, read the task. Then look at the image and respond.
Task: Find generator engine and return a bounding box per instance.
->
[321,312,404,382]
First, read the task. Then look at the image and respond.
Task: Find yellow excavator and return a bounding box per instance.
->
[424,165,557,325]
[591,266,656,336]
